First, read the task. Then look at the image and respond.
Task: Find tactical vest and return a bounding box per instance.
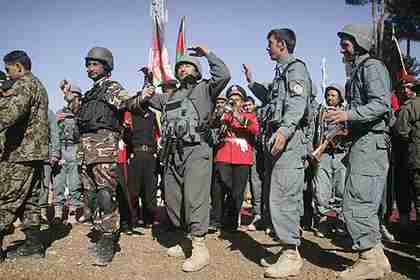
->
[164,90,202,144]
[58,110,80,145]
[263,59,311,134]
[78,81,121,134]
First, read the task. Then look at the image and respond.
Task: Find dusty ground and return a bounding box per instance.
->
[1,221,419,280]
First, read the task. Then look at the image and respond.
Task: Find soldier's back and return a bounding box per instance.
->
[3,73,49,162]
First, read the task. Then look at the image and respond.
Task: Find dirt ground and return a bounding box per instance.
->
[1,220,419,280]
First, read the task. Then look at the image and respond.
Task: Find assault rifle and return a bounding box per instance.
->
[159,126,177,169]
[310,124,347,163]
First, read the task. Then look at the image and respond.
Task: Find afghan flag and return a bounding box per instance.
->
[176,16,186,63]
[149,15,173,86]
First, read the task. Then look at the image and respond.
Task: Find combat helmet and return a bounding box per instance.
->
[85,47,114,72]
[338,24,372,52]
[175,55,202,80]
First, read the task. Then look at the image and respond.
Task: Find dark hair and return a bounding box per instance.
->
[245,96,255,104]
[3,50,32,71]
[267,28,296,53]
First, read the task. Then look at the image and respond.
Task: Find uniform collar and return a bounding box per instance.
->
[276,54,295,70]
[93,76,110,87]
[353,53,370,68]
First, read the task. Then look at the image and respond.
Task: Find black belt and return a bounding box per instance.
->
[133,144,156,154]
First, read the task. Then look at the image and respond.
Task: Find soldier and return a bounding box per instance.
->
[394,78,420,231]
[311,84,347,237]
[54,82,83,224]
[326,24,392,279]
[141,46,230,272]
[39,109,60,226]
[0,50,49,261]
[77,47,147,266]
[245,28,311,278]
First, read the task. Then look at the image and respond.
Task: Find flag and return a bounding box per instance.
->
[176,16,186,63]
[391,24,408,82]
[149,15,173,87]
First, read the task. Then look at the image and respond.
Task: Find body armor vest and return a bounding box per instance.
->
[164,91,202,144]
[78,81,121,134]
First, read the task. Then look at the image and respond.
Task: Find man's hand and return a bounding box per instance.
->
[188,45,210,57]
[270,130,286,156]
[56,111,65,121]
[325,110,349,125]
[141,85,155,100]
[242,64,253,83]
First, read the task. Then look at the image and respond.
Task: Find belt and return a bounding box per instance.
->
[133,144,156,154]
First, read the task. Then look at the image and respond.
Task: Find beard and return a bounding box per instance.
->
[180,74,198,84]
[88,71,105,81]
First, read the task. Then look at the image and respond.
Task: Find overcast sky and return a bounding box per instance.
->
[2,0,419,111]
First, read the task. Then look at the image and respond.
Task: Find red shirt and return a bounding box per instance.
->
[214,111,259,165]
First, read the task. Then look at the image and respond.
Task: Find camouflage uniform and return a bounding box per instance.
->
[0,72,49,259]
[78,77,134,230]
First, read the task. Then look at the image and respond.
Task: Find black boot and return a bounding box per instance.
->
[6,226,45,259]
[93,234,116,266]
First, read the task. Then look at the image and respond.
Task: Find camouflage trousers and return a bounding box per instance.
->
[0,161,43,233]
[80,163,119,234]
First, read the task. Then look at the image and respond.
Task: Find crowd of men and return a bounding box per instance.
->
[0,22,419,280]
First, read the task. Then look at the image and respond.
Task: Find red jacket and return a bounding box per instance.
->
[214,111,259,165]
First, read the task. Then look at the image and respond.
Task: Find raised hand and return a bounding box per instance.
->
[242,64,253,83]
[187,45,210,57]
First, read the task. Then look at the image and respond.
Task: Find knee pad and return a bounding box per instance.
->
[97,188,116,215]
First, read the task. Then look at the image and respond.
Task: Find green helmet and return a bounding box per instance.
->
[325,83,345,103]
[175,55,202,80]
[85,47,114,71]
[338,24,372,52]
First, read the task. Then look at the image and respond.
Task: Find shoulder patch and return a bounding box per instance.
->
[288,80,304,96]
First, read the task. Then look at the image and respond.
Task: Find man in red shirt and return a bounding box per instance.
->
[213,85,259,232]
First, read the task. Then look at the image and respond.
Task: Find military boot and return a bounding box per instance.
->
[7,226,45,259]
[264,246,303,279]
[167,237,192,259]
[338,244,391,280]
[93,234,116,266]
[182,236,210,272]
